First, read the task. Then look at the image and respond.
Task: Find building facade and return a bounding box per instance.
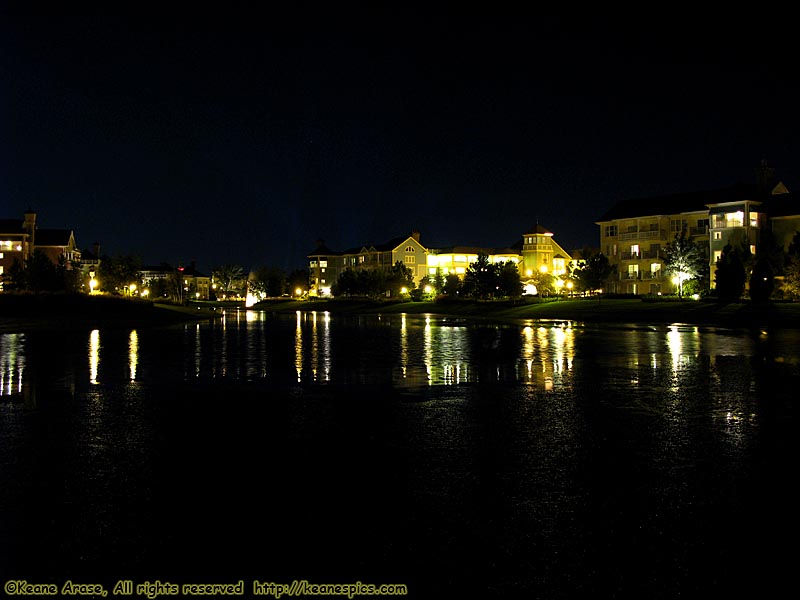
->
[308,232,428,297]
[597,178,798,295]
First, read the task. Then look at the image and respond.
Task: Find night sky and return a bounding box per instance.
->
[2,13,798,273]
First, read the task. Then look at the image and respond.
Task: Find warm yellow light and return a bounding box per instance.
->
[424,285,432,294]
[195,292,200,298]
[295,287,303,296]
[671,276,680,285]
[555,279,565,288]
[15,245,22,251]
[539,265,548,273]
[400,287,408,294]
[141,289,149,297]
[566,281,574,289]
[129,283,137,292]
[89,278,98,292]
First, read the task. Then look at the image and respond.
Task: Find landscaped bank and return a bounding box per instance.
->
[252,297,800,329]
[0,293,222,334]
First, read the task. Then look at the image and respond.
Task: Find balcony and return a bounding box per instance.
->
[641,249,661,259]
[642,271,664,280]
[690,226,709,236]
[619,230,667,241]
[712,220,744,229]
[621,272,641,280]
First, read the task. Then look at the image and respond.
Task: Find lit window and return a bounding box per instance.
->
[713,231,722,240]
[631,244,640,257]
[404,256,415,264]
[404,246,415,253]
[320,260,328,268]
[714,250,722,263]
[750,245,756,255]
[455,267,465,274]
[749,212,759,227]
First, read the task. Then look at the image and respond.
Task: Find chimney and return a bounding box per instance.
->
[93,241,101,258]
[411,230,420,242]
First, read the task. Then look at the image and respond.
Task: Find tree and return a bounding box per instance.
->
[782,232,800,300]
[463,253,498,299]
[98,254,141,295]
[748,258,774,302]
[386,261,415,297]
[442,273,462,296]
[287,268,310,296]
[572,251,615,295]
[714,243,746,301]
[662,229,707,297]
[212,264,245,298]
[497,261,523,298]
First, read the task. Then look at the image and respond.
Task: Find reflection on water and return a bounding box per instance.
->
[0,333,25,397]
[2,314,800,397]
[89,329,100,385]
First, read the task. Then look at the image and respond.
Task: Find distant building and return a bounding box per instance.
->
[307,231,427,297]
[308,226,573,297]
[0,210,81,291]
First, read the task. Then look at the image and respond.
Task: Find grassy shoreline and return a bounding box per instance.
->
[0,293,222,334]
[252,297,800,329]
[3,294,800,334]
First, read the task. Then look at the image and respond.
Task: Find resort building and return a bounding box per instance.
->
[308,232,427,297]
[308,226,573,297]
[596,167,799,294]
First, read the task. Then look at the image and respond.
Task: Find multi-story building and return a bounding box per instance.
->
[308,231,427,297]
[0,210,81,290]
[597,174,797,294]
[308,226,573,297]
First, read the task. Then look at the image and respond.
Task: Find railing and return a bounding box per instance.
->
[713,220,743,229]
[621,272,640,280]
[619,230,667,241]
[642,249,661,259]
[642,271,664,280]
[690,226,709,236]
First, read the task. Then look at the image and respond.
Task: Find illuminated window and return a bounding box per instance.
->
[631,244,640,257]
[714,250,722,263]
[404,256,415,264]
[455,255,467,262]
[428,268,437,275]
[404,246,415,253]
[750,245,756,255]
[749,212,759,227]
[651,263,661,275]
[0,253,3,259]
[455,267,465,274]
[713,231,722,240]
[725,211,744,227]
[320,260,328,267]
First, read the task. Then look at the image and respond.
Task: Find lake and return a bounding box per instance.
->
[1,310,797,598]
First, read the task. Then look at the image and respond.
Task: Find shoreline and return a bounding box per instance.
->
[3,294,800,334]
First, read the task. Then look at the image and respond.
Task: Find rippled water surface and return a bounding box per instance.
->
[1,311,797,597]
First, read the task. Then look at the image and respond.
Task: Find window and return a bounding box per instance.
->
[671,219,686,232]
[651,263,661,274]
[404,246,415,253]
[320,260,328,268]
[749,212,759,227]
[713,231,722,240]
[628,264,639,279]
[714,250,722,263]
[359,256,365,264]
[604,225,618,237]
[630,244,640,257]
[697,219,709,229]
[750,245,756,255]
[404,256,415,264]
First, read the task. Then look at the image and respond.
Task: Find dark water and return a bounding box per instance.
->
[1,311,797,598]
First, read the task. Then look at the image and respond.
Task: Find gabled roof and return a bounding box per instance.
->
[35,229,74,246]
[597,183,764,222]
[431,245,520,256]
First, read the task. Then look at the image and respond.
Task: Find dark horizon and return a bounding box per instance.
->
[3,13,798,273]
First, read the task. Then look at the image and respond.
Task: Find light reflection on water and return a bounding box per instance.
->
[1,314,800,395]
